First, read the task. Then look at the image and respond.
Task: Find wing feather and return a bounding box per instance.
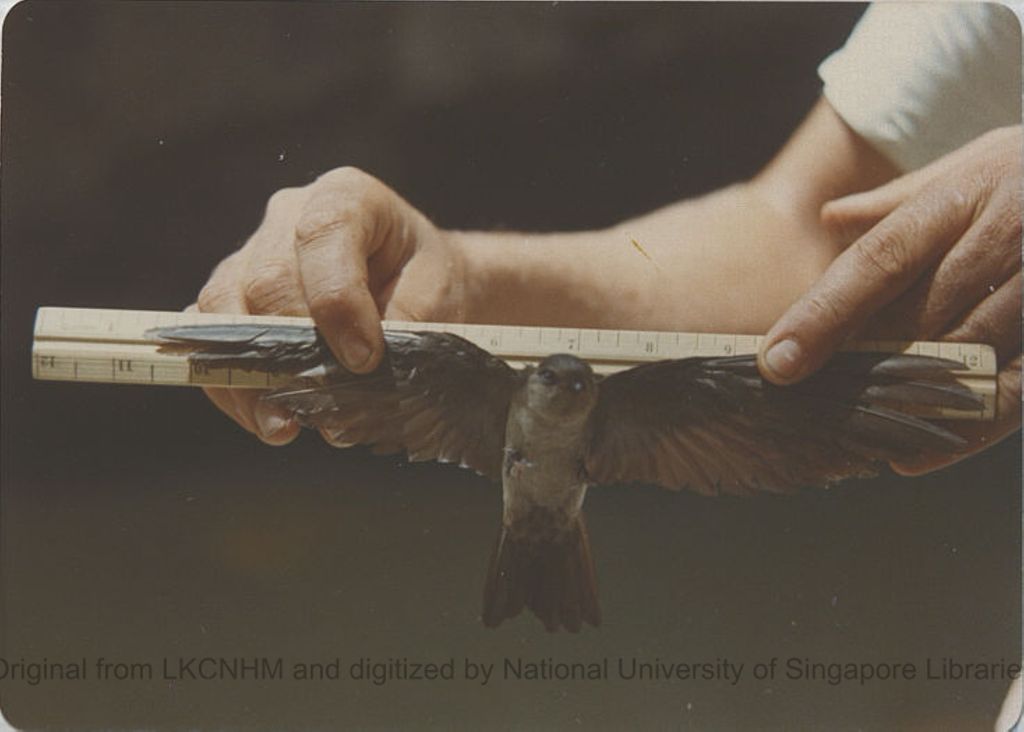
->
[147,324,520,479]
[585,353,979,496]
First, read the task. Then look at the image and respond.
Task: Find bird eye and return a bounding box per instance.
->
[538,368,557,385]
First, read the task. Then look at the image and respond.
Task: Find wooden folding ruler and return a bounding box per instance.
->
[32,306,998,420]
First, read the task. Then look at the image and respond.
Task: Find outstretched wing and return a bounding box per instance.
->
[147,325,520,480]
[584,353,981,496]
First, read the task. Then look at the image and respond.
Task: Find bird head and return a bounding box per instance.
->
[525,354,598,421]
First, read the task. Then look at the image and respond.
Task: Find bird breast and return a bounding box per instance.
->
[501,403,589,525]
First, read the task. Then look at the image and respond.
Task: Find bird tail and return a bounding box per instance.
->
[482,514,601,633]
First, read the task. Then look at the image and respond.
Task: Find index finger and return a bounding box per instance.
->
[758,183,980,384]
[293,172,390,373]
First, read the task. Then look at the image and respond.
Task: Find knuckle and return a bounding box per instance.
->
[292,168,396,251]
[196,286,216,312]
[293,167,394,253]
[820,209,866,247]
[197,251,247,313]
[265,187,303,217]
[295,202,353,242]
[294,198,374,252]
[317,165,374,189]
[243,260,297,313]
[853,232,914,283]
[306,285,359,322]
[989,199,1022,247]
[802,291,847,329]
[197,282,235,312]
[211,249,245,274]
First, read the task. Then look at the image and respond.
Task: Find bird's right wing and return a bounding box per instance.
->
[147,325,521,480]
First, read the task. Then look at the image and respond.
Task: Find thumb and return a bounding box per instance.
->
[761,173,975,385]
[757,295,851,386]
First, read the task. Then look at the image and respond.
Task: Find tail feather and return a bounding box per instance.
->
[482,515,600,633]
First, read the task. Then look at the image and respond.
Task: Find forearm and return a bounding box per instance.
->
[454,100,900,334]
[454,184,830,333]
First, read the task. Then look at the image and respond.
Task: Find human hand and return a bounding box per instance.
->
[193,166,467,445]
[757,126,1022,474]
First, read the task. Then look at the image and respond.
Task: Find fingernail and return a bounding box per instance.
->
[254,402,289,439]
[764,338,803,380]
[339,337,373,371]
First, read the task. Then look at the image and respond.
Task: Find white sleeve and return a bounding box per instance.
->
[818,2,1022,172]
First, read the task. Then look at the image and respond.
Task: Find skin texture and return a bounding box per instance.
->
[758,125,1022,474]
[192,99,1021,474]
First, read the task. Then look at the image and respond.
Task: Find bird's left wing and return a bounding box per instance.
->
[147,325,520,480]
[583,353,982,496]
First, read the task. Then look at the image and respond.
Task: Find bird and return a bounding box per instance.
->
[146,324,982,633]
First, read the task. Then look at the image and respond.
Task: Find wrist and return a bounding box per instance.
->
[445,228,650,328]
[445,229,564,325]
[444,229,499,323]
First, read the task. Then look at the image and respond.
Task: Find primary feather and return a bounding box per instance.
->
[583,354,978,495]
[148,324,520,479]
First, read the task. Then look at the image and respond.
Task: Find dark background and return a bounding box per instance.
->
[1,2,1020,729]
